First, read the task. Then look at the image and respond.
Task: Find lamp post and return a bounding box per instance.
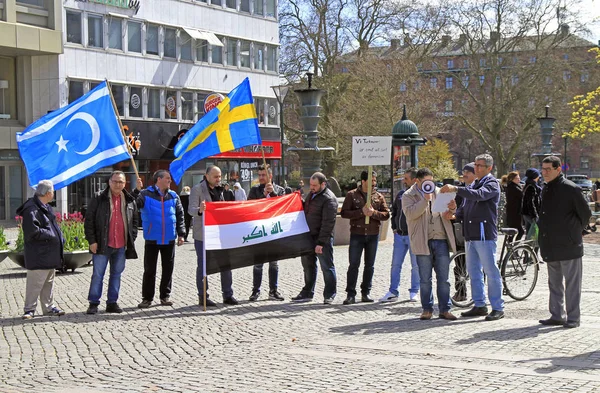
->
[562,134,568,175]
[271,84,290,185]
[466,138,473,163]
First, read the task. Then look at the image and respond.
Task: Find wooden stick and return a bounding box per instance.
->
[105,79,140,179]
[260,145,268,169]
[203,276,207,312]
[202,210,207,312]
[365,165,372,225]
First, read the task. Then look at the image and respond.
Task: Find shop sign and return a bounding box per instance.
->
[203,93,225,114]
[75,0,141,15]
[211,141,281,159]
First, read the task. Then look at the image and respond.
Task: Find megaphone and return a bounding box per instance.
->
[421,180,436,194]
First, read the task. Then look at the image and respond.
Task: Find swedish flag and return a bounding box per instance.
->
[170,78,261,184]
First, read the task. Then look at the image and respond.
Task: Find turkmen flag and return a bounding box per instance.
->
[204,192,313,275]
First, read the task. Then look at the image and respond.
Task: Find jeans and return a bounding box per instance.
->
[142,242,175,301]
[346,233,379,297]
[416,240,451,313]
[466,240,504,311]
[194,240,233,299]
[299,237,337,299]
[88,247,126,305]
[389,233,419,296]
[252,261,279,292]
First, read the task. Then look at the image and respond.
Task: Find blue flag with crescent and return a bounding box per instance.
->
[17,81,131,190]
[170,78,261,185]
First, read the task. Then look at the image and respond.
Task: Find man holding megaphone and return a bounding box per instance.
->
[402,168,458,321]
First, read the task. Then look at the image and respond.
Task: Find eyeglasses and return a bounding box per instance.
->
[541,167,556,172]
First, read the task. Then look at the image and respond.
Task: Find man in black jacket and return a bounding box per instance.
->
[84,171,139,315]
[248,164,286,301]
[522,168,542,234]
[292,172,338,304]
[17,180,65,320]
[538,156,591,329]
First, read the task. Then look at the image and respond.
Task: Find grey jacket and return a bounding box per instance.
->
[188,179,224,241]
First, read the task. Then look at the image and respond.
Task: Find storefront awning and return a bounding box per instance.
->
[183,28,224,47]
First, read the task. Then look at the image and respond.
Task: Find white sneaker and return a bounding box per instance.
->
[409,292,419,302]
[379,291,399,302]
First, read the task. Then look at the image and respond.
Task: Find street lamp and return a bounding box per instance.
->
[271,84,289,185]
[465,138,473,163]
[562,133,568,175]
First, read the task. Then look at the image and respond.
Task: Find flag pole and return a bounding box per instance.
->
[260,145,268,169]
[105,79,140,179]
[202,210,207,312]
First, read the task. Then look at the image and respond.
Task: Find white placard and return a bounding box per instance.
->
[351,136,393,166]
[432,192,456,213]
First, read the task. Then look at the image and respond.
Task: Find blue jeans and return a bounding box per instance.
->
[194,240,233,299]
[88,247,126,305]
[346,233,379,297]
[466,240,504,311]
[416,240,451,313]
[252,261,279,292]
[389,233,419,296]
[300,237,337,299]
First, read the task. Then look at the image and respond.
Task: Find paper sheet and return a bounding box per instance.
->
[432,192,456,213]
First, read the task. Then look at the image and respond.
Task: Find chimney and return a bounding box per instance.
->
[441,35,451,47]
[490,31,500,42]
[560,24,570,37]
[390,39,401,51]
[458,34,467,44]
[403,34,412,47]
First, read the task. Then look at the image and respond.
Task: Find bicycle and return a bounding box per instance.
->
[450,226,540,308]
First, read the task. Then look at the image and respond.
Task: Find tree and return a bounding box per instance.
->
[418,138,458,180]
[568,48,600,139]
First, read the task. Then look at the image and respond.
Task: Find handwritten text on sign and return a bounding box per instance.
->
[351,136,393,166]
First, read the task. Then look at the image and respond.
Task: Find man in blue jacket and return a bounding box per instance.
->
[135,170,185,308]
[441,153,504,321]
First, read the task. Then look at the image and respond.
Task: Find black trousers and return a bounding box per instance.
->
[142,242,175,301]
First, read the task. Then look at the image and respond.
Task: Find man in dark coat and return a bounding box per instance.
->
[84,171,139,315]
[522,168,542,234]
[505,171,524,239]
[538,156,591,329]
[17,180,65,320]
[223,183,235,201]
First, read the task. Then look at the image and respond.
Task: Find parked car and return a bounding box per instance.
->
[567,174,593,191]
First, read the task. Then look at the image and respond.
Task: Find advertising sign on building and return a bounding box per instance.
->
[203,93,225,114]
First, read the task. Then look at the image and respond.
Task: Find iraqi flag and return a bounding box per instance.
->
[204,192,313,275]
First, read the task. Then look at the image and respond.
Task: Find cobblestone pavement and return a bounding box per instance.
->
[2,227,600,392]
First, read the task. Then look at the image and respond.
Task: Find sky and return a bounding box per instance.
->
[577,0,600,44]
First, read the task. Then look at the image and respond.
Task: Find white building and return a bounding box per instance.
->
[0,0,282,221]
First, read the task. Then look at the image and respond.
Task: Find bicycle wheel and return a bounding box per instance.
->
[449,251,474,308]
[501,245,539,301]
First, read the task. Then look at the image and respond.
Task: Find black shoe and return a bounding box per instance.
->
[199,297,217,307]
[564,320,580,328]
[269,290,285,301]
[361,294,374,303]
[461,306,489,317]
[249,290,260,301]
[223,296,239,306]
[291,293,313,303]
[105,303,123,313]
[539,318,565,326]
[343,296,356,305]
[86,304,99,315]
[485,310,505,321]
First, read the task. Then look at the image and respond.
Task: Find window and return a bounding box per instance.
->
[108,17,123,50]
[528,98,535,108]
[461,75,469,87]
[399,82,407,92]
[495,76,501,87]
[581,157,589,169]
[341,67,348,73]
[563,54,569,60]
[497,57,503,65]
[266,45,276,71]
[227,39,238,66]
[17,0,44,6]
[181,92,194,121]
[430,77,437,89]
[165,90,177,119]
[88,15,103,48]
[581,71,589,83]
[211,0,222,5]
[479,75,484,85]
[445,77,453,89]
[111,85,124,115]
[240,40,251,68]
[90,82,100,91]
[164,28,176,58]
[240,0,250,12]
[66,11,82,44]
[479,58,486,67]
[68,81,84,103]
[180,30,192,61]
[266,98,278,126]
[129,87,143,117]
[563,70,571,81]
[414,80,421,90]
[254,0,263,15]
[416,62,423,70]
[254,44,264,70]
[546,76,552,85]
[212,37,223,64]
[255,98,265,124]
[148,88,161,119]
[226,0,236,7]
[529,56,536,64]
[146,24,159,55]
[463,59,469,69]
[266,0,276,17]
[511,75,519,86]
[447,59,454,69]
[432,62,438,70]
[445,100,453,112]
[512,57,518,65]
[127,21,142,53]
[197,40,209,62]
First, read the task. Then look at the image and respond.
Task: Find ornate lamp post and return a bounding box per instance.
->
[533,105,559,166]
[271,84,289,185]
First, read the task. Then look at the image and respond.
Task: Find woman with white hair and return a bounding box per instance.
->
[233,182,247,201]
